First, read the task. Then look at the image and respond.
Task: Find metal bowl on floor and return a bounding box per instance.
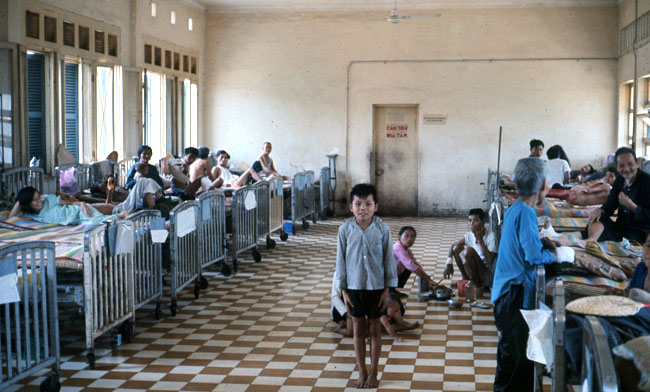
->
[447,299,463,309]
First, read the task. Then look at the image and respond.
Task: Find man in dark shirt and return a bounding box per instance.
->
[125,145,165,190]
[586,147,650,243]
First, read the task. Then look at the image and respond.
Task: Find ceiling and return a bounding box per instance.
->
[194,0,619,13]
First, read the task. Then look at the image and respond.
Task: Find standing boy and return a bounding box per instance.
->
[491,157,557,391]
[334,183,397,389]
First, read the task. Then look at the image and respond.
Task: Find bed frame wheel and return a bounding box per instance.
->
[193,282,200,299]
[280,231,288,241]
[266,235,277,249]
[171,300,177,316]
[252,248,262,263]
[312,214,317,224]
[233,260,239,273]
[221,262,232,277]
[155,302,162,320]
[87,352,96,369]
[40,371,60,392]
[199,276,209,290]
[302,220,309,230]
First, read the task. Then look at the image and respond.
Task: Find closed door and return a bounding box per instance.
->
[373,105,419,216]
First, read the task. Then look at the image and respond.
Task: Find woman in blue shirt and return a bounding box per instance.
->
[491,157,557,392]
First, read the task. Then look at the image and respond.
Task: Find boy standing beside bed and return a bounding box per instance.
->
[491,157,558,391]
[334,183,397,388]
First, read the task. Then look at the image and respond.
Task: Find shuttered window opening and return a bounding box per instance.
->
[27,53,45,164]
[154,47,162,66]
[26,11,39,39]
[64,63,79,161]
[183,55,188,73]
[174,52,180,70]
[44,16,56,43]
[108,34,118,57]
[63,21,75,47]
[191,57,197,74]
[165,50,172,69]
[79,26,89,50]
[95,30,105,54]
[144,44,152,64]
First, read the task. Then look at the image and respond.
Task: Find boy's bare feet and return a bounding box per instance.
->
[355,371,367,388]
[364,371,379,388]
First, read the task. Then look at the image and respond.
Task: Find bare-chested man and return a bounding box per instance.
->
[189,146,223,191]
[215,150,260,187]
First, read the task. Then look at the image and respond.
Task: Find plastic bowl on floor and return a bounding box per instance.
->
[447,299,463,309]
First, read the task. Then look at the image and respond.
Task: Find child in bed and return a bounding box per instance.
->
[9,186,128,226]
[491,157,557,391]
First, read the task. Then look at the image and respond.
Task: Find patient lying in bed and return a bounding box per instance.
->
[8,186,127,226]
[547,166,616,206]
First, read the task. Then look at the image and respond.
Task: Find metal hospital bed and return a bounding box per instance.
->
[230,185,262,272]
[0,241,60,391]
[198,191,230,278]
[269,178,288,243]
[318,167,332,220]
[290,171,317,234]
[169,201,201,316]
[126,210,163,319]
[116,158,135,188]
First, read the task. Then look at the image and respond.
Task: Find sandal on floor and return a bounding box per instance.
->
[470,301,490,309]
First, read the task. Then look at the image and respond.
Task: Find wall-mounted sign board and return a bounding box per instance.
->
[423,114,447,125]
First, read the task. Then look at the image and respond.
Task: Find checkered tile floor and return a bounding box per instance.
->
[13,217,501,391]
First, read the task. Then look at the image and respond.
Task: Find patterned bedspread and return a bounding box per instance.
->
[536,198,597,218]
[0,215,92,270]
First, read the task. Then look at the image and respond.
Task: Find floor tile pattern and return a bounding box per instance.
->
[13,217,499,391]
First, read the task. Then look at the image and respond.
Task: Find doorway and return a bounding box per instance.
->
[372,105,419,216]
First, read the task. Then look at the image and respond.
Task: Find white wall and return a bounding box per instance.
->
[204,6,618,214]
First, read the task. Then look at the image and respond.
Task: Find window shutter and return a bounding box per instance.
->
[95,30,105,54]
[27,54,45,163]
[25,11,39,39]
[64,63,79,161]
[63,21,74,47]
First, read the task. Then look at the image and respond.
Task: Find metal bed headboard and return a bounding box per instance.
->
[1,167,44,199]
[581,316,618,391]
[55,163,93,194]
[0,241,60,390]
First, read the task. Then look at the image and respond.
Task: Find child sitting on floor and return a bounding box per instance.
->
[393,226,439,297]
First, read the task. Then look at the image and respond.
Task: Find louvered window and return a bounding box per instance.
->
[183,55,188,73]
[191,57,196,74]
[44,16,56,43]
[25,11,39,39]
[64,63,79,161]
[165,50,171,69]
[79,26,89,50]
[154,47,161,66]
[144,45,152,64]
[108,34,118,57]
[95,30,105,54]
[173,52,180,70]
[63,21,74,47]
[27,53,45,164]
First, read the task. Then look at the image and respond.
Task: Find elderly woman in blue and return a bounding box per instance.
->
[9,186,127,226]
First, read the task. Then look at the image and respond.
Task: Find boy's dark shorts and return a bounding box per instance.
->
[397,270,412,288]
[332,307,346,323]
[252,161,263,173]
[347,289,384,319]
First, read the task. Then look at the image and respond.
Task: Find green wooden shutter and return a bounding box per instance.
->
[27,53,45,163]
[64,62,79,161]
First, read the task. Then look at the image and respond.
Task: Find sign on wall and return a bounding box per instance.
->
[423,114,447,125]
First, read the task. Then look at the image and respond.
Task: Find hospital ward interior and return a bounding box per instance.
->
[2,0,650,391]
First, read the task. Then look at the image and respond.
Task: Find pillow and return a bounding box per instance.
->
[613,335,650,391]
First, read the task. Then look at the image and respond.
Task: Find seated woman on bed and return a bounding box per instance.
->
[112,163,163,215]
[8,186,127,226]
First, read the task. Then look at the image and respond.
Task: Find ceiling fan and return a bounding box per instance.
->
[386,0,441,24]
